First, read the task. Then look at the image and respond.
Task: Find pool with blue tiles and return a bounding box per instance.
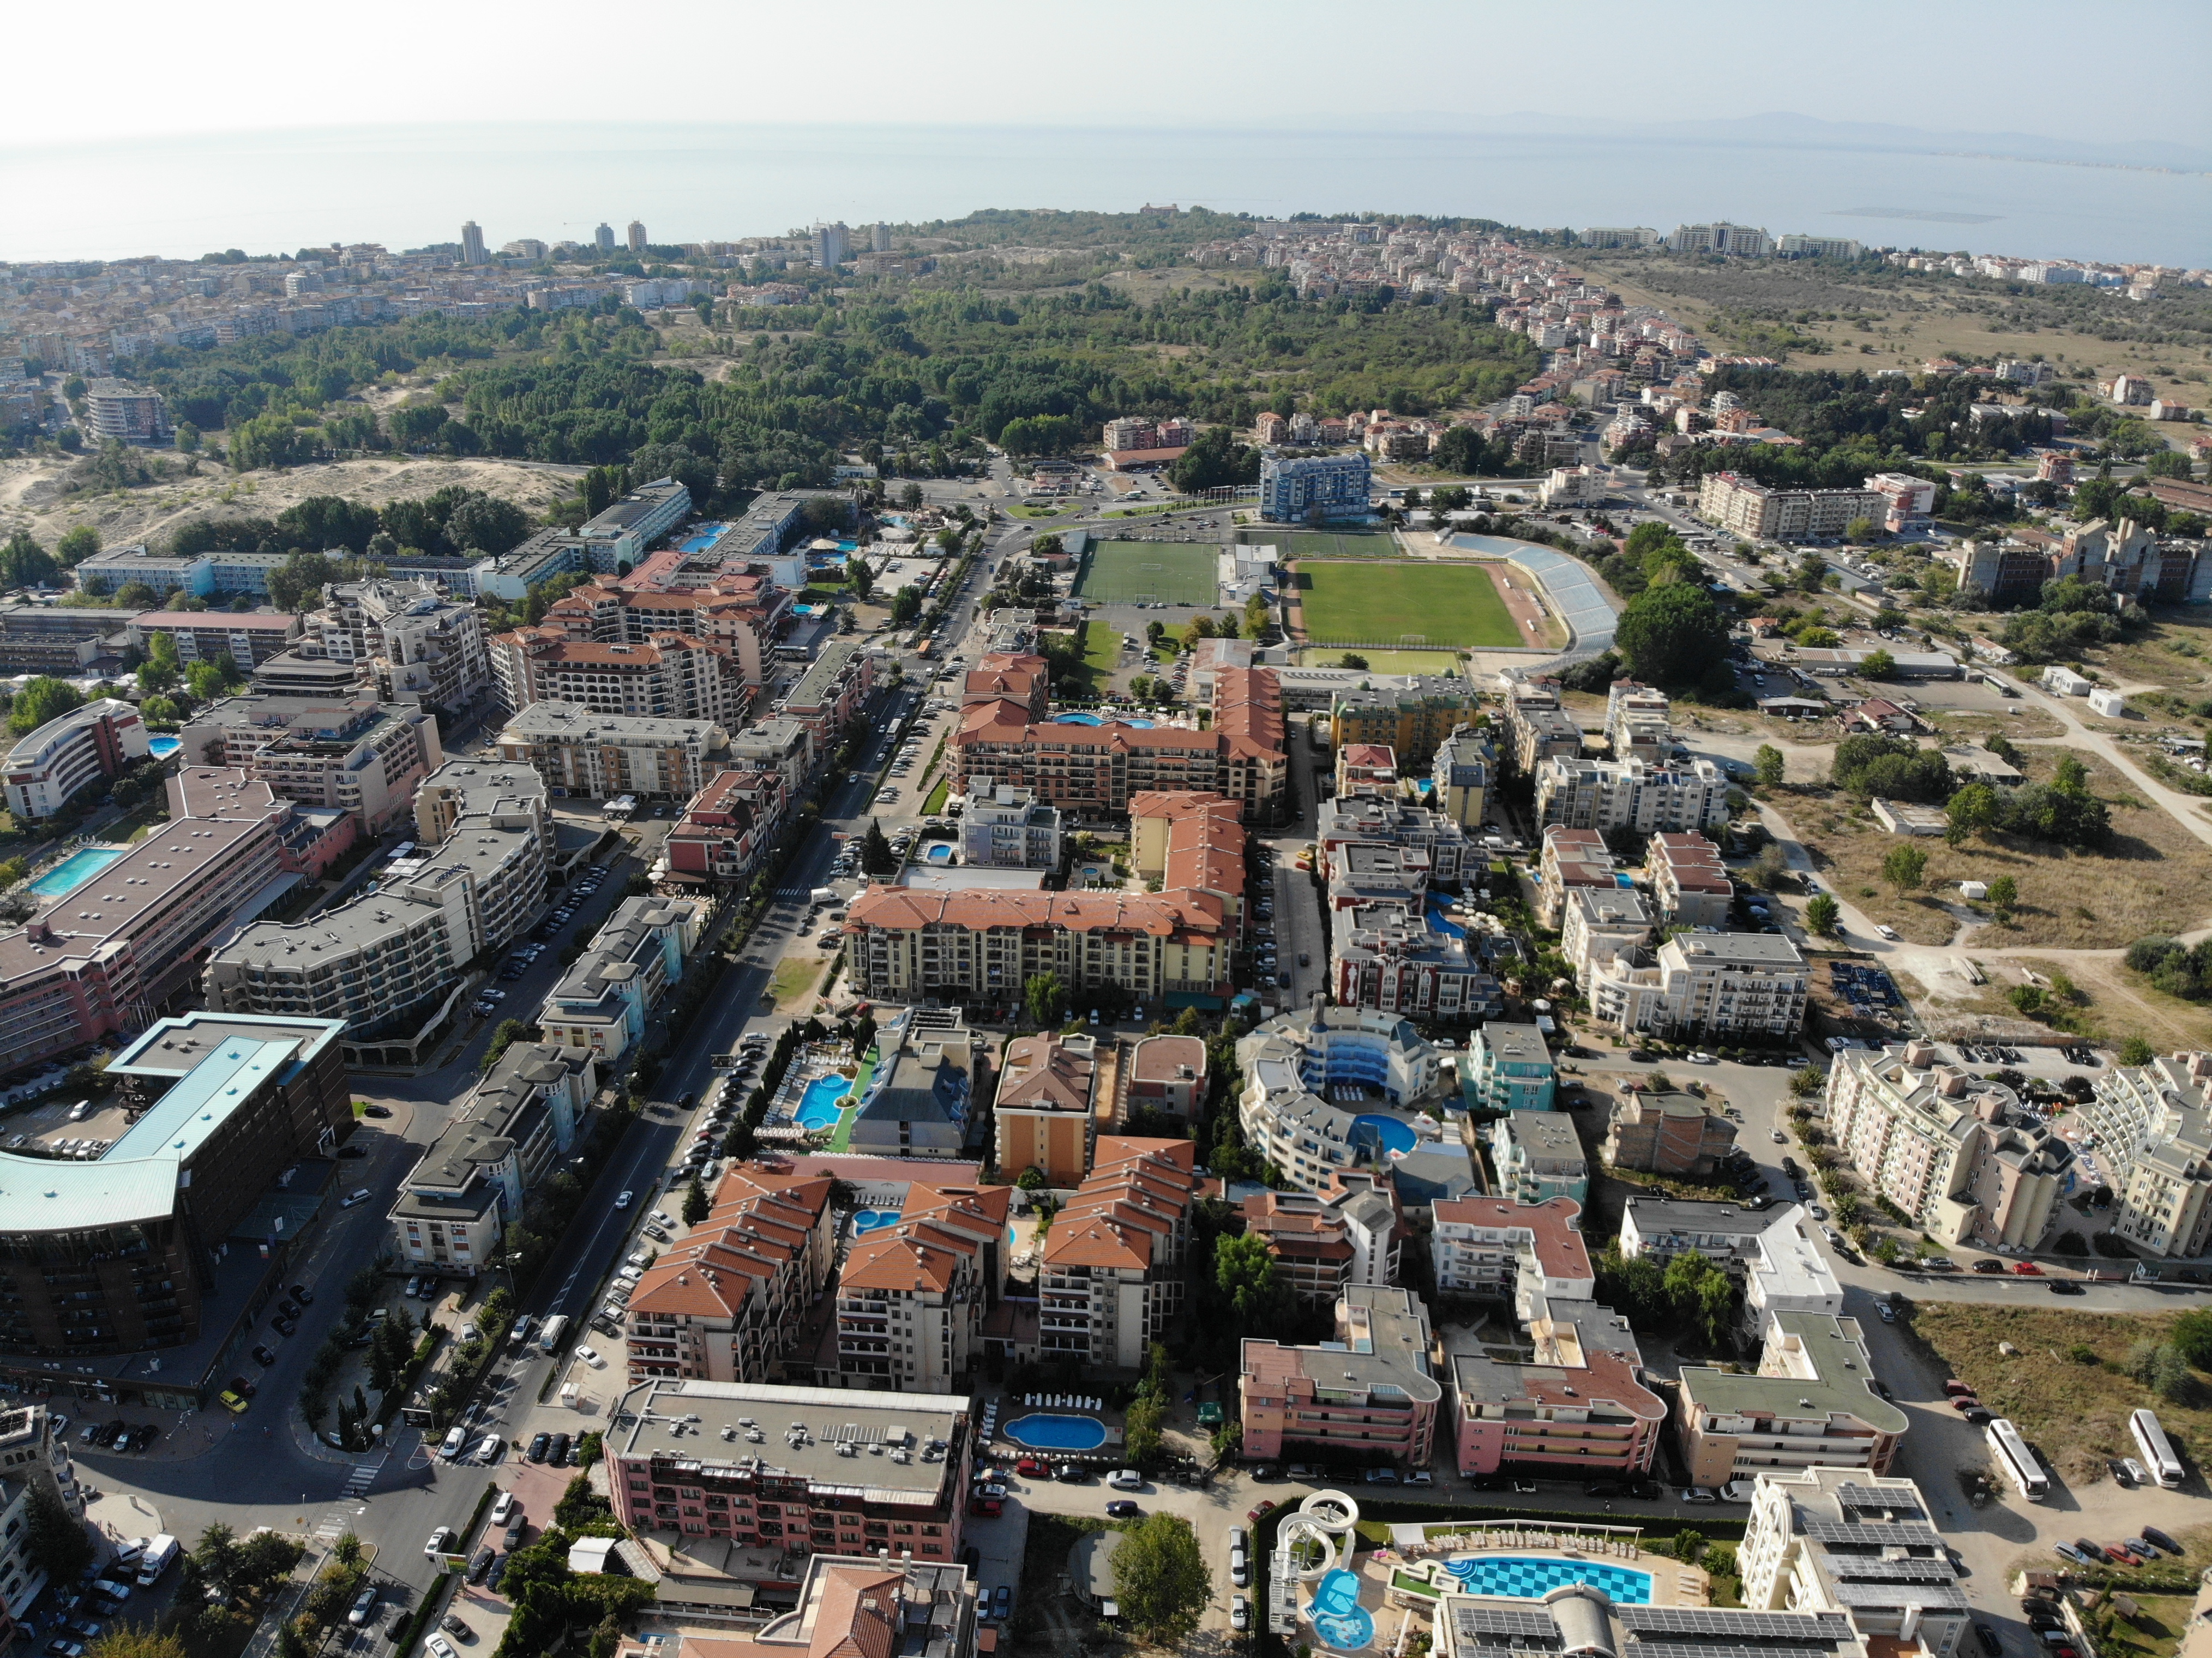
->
[1002,1413,1107,1451]
[794,1073,851,1130]
[1441,1556,1652,1602]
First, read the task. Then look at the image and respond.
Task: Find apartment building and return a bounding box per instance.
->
[389,1041,594,1278]
[127,609,302,669]
[495,700,733,801]
[1327,676,1480,768]
[1037,1137,1198,1370]
[1589,932,1810,1042]
[1620,1199,1842,1337]
[961,651,1049,721]
[84,380,171,444]
[605,1377,971,1564]
[1430,724,1493,830]
[662,767,791,891]
[0,1012,347,1359]
[780,638,875,747]
[1505,683,1584,777]
[1605,680,1672,762]
[834,1215,986,1393]
[1258,450,1371,521]
[1241,1175,1400,1303]
[181,692,443,833]
[1740,1468,1965,1658]
[1101,416,1195,461]
[724,717,815,797]
[1604,1086,1738,1175]
[535,895,708,1066]
[576,477,692,568]
[304,578,491,709]
[1430,1196,1594,1304]
[843,886,1229,1013]
[1331,904,1501,1023]
[1451,1290,1665,1480]
[1489,1111,1589,1204]
[540,578,780,691]
[992,1030,1097,1186]
[1538,826,1619,928]
[1123,1032,1206,1121]
[1697,472,1886,543]
[958,785,1062,869]
[1213,666,1290,821]
[169,766,356,879]
[1535,755,1730,836]
[2,697,150,820]
[1432,1582,1877,1658]
[0,1407,81,1631]
[1127,790,1245,924]
[0,605,135,676]
[1648,832,1734,927]
[205,763,549,1062]
[624,1167,835,1386]
[1239,1285,1440,1467]
[1824,1044,2072,1249]
[1465,1022,1556,1113]
[2079,1050,2212,1259]
[490,627,750,727]
[1316,790,1474,885]
[1561,886,1654,986]
[953,706,1240,822]
[1676,1312,1909,1488]
[844,1010,979,1161]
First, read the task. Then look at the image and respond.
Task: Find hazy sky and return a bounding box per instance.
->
[7,0,2208,151]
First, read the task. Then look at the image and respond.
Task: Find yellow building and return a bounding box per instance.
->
[1327,675,1479,767]
[994,1032,1097,1185]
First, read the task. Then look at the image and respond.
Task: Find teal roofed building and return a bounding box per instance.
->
[1466,1022,1556,1114]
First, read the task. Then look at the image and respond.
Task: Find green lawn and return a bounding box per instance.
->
[922,776,950,815]
[1295,560,1521,648]
[1074,540,1218,605]
[1294,647,1464,675]
[1082,625,1124,677]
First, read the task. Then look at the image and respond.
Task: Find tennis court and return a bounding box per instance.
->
[1074,540,1219,606]
[1294,560,1523,649]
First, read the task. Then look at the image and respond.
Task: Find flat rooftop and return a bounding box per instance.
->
[498,700,726,747]
[612,1378,967,1505]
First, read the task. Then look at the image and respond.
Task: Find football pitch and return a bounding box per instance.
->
[1074,540,1218,606]
[1268,530,1401,559]
[1293,560,1523,648]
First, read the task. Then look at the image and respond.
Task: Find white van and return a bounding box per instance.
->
[440,1426,466,1459]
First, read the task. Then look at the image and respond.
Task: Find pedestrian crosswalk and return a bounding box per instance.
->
[340,1453,387,1498]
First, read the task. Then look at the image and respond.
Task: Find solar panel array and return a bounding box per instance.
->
[1453,1605,1566,1642]
[1826,1581,1972,1613]
[1621,1608,1854,1642]
[1832,1483,1925,1516]
[1824,1557,1957,1583]
[1632,1644,1843,1658]
[1797,1518,1943,1548]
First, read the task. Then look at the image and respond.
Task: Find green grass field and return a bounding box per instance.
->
[1074,540,1218,605]
[1293,647,1463,675]
[1081,624,1124,680]
[1294,561,1522,648]
[1241,529,1401,558]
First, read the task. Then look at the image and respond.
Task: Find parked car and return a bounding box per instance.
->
[1105,1500,1140,1518]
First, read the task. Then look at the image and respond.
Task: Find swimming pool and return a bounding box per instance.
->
[1352,1113,1417,1157]
[29,846,126,898]
[852,1208,901,1236]
[1441,1557,1652,1603]
[148,736,180,759]
[793,1073,853,1131]
[1426,898,1466,940]
[1307,1569,1375,1651]
[678,522,730,554]
[1002,1413,1108,1451]
[1053,713,1153,728]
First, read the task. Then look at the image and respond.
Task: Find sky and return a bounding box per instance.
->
[5,0,2208,152]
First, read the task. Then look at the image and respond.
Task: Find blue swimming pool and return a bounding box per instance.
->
[1307,1569,1375,1651]
[1002,1413,1108,1451]
[852,1208,901,1235]
[148,736,180,759]
[1352,1113,1417,1156]
[29,846,125,898]
[794,1073,852,1131]
[1427,897,1466,940]
[1441,1557,1652,1603]
[678,522,730,554]
[1053,713,1153,728]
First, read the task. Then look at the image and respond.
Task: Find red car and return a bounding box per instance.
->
[1014,1457,1047,1477]
[2012,1261,2044,1276]
[2105,1543,2141,1566]
[1949,1396,1981,1411]
[1943,1380,1975,1396]
[1248,1500,1277,1525]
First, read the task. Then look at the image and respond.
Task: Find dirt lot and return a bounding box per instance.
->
[1797,750,2212,950]
[1910,1304,2210,1488]
[0,452,582,557]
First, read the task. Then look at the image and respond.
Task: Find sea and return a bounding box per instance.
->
[2,120,2207,268]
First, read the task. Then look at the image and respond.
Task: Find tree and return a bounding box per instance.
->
[1844,515,1880,545]
[889,586,922,626]
[1881,843,1928,897]
[86,1631,188,1658]
[1986,875,2017,916]
[1946,783,1997,844]
[845,557,874,598]
[139,630,182,694]
[1110,1513,1211,1643]
[2117,1036,2155,1067]
[859,820,896,875]
[1613,582,1731,692]
[1167,426,1260,495]
[1859,648,1897,681]
[266,550,338,612]
[23,1484,91,1584]
[2171,1308,2212,1368]
[9,676,83,736]
[682,1176,710,1226]
[2053,754,2089,796]
[1338,653,1369,670]
[1024,970,1066,1028]
[1215,1232,1289,1331]
[1805,894,1841,935]
[1753,744,1785,788]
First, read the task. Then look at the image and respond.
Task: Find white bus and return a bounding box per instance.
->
[1986,1417,2049,1501]
[2130,1408,2183,1488]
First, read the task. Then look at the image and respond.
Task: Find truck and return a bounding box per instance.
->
[809,887,838,906]
[538,1314,570,1354]
[134,1535,178,1588]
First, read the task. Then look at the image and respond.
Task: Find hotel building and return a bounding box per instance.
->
[1239,1285,1440,1468]
[1036,1137,1198,1370]
[495,701,734,802]
[2,698,150,821]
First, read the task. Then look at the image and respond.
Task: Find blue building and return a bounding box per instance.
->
[1466,1021,1557,1114]
[1258,450,1372,522]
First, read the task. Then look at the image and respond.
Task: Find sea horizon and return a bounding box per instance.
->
[3,119,2207,268]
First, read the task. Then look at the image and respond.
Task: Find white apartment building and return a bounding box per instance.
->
[1535,755,1729,836]
[0,1408,78,1624]
[1,698,150,821]
[494,700,733,802]
[1589,932,1809,1041]
[1824,1043,2071,1249]
[83,379,172,445]
[1561,886,1654,984]
[490,627,749,726]
[1697,472,1886,543]
[1678,1317,1910,1492]
[957,784,1062,869]
[1619,1198,1842,1338]
[1036,1138,1199,1371]
[181,693,444,834]
[1604,680,1672,762]
[2078,1050,2212,1259]
[307,579,491,710]
[1740,1468,1965,1658]
[536,895,708,1065]
[1430,1195,1595,1313]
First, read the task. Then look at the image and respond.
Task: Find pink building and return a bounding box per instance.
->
[1239,1285,1440,1469]
[662,767,788,887]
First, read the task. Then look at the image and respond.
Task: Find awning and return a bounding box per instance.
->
[1163,992,1224,1011]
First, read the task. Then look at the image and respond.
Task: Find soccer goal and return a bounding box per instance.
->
[1399,633,1428,647]
[1132,592,1158,606]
